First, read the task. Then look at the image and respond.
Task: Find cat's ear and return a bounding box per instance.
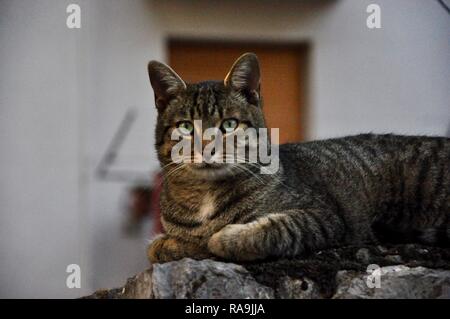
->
[224,53,260,105]
[148,60,186,111]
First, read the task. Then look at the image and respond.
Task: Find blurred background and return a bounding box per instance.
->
[0,0,449,298]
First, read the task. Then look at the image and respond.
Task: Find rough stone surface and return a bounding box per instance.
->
[84,268,153,299]
[333,265,450,299]
[152,258,274,299]
[276,276,322,299]
[84,244,450,299]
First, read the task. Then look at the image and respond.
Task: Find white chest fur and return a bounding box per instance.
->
[197,193,216,222]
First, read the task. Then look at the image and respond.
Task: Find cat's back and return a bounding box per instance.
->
[279,133,450,212]
[280,133,449,170]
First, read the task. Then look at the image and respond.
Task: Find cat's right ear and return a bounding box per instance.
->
[148,61,186,111]
[224,53,260,105]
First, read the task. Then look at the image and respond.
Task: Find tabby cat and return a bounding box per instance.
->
[146,53,450,263]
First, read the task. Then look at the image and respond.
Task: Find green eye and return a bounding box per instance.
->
[221,118,239,133]
[177,121,194,135]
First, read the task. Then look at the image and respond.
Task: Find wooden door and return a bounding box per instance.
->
[168,40,308,144]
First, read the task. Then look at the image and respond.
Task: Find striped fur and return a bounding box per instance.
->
[146,53,450,263]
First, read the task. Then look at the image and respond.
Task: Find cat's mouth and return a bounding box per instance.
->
[191,162,227,170]
[187,162,235,180]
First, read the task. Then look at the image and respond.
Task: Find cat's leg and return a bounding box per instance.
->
[207,209,346,261]
[147,235,213,263]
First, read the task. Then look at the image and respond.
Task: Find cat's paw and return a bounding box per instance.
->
[147,236,170,264]
[148,235,213,263]
[207,224,248,260]
[147,236,184,264]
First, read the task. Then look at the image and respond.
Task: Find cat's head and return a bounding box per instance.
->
[148,53,267,180]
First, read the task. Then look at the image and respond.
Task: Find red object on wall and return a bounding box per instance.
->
[150,172,164,235]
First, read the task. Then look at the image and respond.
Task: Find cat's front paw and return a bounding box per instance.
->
[208,224,250,260]
[147,236,174,264]
[148,235,213,263]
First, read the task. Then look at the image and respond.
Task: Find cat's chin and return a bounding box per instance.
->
[188,163,237,180]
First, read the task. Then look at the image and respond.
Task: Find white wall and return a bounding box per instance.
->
[1,0,449,298]
[0,0,85,298]
[79,0,162,292]
[0,0,162,298]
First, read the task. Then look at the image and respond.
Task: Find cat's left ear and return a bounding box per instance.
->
[148,60,186,111]
[224,53,261,105]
